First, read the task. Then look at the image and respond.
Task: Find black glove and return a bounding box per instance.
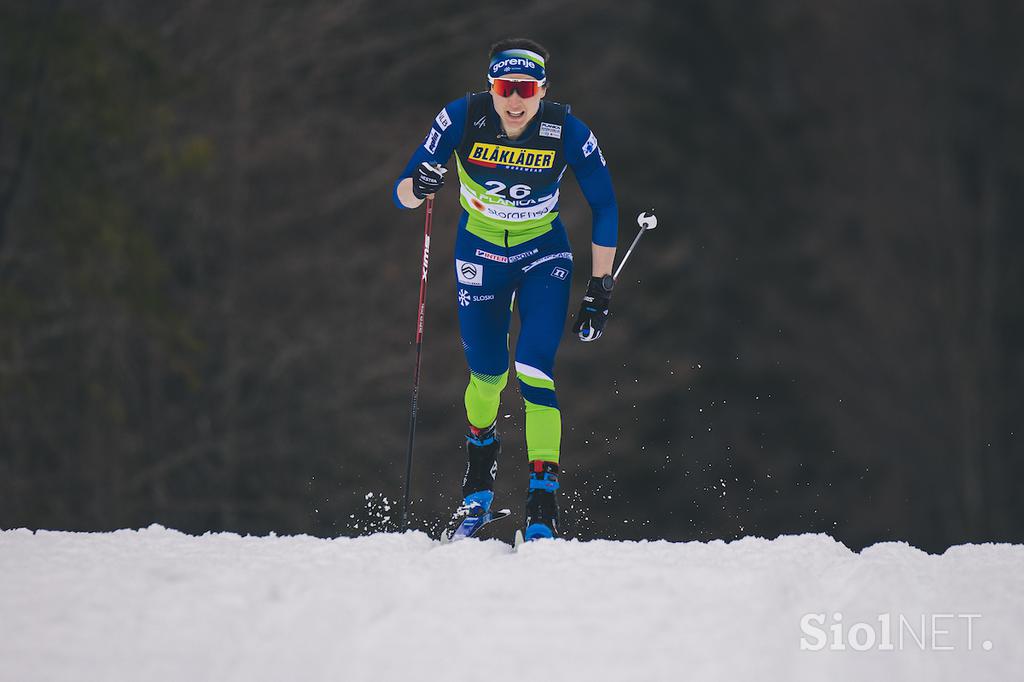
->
[572,275,614,342]
[412,162,447,199]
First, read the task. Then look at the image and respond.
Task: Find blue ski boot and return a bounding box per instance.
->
[445,422,509,542]
[523,460,560,541]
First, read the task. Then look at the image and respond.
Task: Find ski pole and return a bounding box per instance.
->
[400,196,434,532]
[613,210,658,282]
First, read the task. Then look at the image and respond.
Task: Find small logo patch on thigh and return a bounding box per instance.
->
[456,259,483,286]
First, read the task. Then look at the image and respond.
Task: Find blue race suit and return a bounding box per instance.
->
[395,92,617,462]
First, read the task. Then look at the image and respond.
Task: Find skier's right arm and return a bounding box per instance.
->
[394,97,467,209]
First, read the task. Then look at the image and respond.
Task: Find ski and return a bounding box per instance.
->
[440,508,512,544]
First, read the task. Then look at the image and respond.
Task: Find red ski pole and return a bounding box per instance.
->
[400,196,434,532]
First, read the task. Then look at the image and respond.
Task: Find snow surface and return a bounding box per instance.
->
[1,527,1022,682]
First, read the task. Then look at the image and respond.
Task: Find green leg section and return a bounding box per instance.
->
[464,370,508,430]
[524,398,560,464]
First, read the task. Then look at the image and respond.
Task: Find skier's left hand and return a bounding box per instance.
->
[572,275,614,342]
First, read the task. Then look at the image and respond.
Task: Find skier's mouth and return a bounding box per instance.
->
[506,109,526,121]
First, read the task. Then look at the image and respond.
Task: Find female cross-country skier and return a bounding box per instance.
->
[394,38,618,542]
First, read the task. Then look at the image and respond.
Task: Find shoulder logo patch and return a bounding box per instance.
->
[582,131,599,158]
[435,108,452,131]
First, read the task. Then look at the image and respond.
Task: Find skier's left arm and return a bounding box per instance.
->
[566,113,618,341]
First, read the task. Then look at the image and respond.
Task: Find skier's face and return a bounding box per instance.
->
[490,75,546,138]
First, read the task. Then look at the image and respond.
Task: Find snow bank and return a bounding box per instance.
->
[1,527,1021,681]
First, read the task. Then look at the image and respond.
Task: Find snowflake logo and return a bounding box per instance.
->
[458,289,470,307]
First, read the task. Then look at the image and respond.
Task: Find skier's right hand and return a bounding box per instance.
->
[412,162,447,199]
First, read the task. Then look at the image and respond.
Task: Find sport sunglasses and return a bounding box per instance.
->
[488,76,546,98]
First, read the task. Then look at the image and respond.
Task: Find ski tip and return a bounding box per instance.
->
[513,529,525,550]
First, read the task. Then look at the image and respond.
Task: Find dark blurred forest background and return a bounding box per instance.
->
[1,0,1021,552]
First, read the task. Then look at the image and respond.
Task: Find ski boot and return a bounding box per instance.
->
[521,460,560,542]
[444,422,509,542]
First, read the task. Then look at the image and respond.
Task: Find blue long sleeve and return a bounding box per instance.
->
[564,113,618,248]
[393,97,467,209]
